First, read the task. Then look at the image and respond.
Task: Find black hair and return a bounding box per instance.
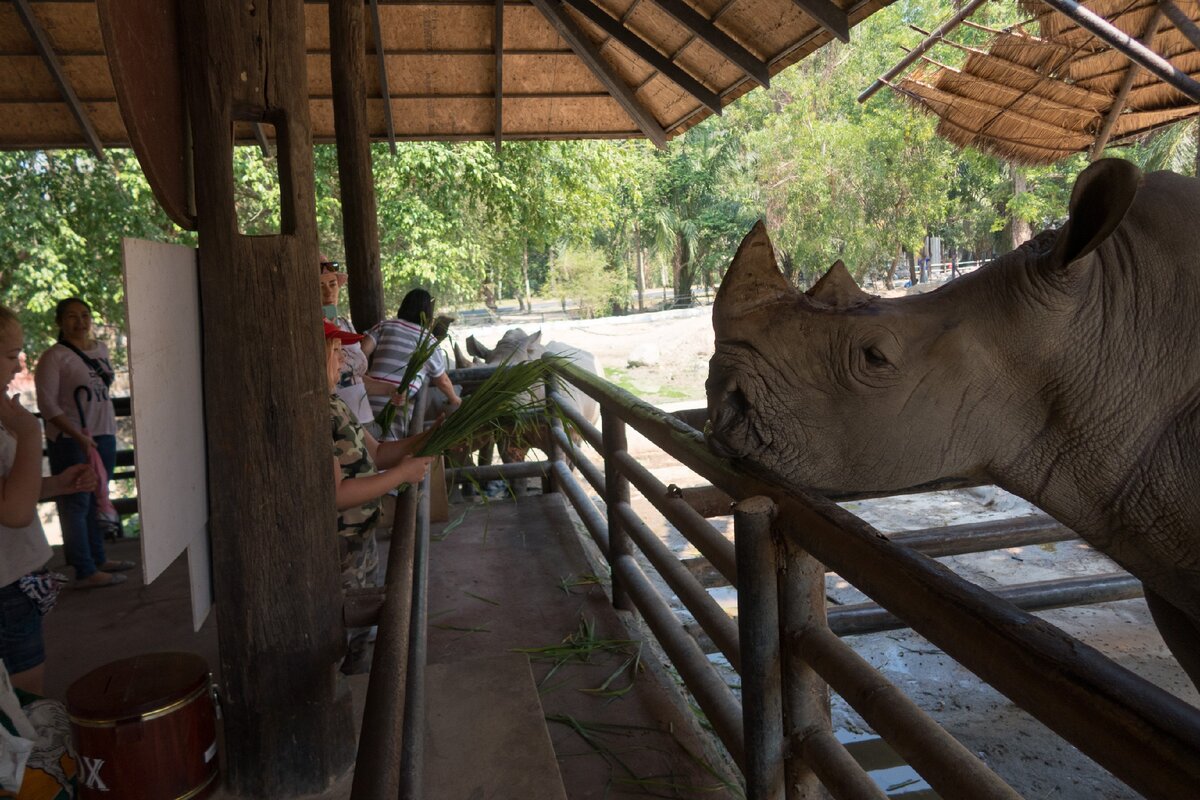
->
[54,297,91,330]
[396,289,434,325]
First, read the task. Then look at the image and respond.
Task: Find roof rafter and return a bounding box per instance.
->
[559,0,723,113]
[12,0,105,159]
[528,0,669,147]
[648,0,770,87]
[367,0,398,153]
[789,0,849,43]
[495,0,504,152]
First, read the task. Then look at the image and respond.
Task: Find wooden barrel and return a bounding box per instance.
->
[66,652,218,800]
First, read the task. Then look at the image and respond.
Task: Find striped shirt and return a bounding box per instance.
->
[364,319,447,399]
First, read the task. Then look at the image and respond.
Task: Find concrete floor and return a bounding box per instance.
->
[38,491,739,799]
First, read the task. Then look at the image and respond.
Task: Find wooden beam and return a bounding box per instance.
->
[649,0,770,87]
[495,0,504,153]
[1039,0,1200,103]
[330,0,387,331]
[177,0,355,795]
[859,0,989,102]
[790,0,850,44]
[367,0,398,154]
[12,0,105,159]
[1090,7,1164,160]
[253,122,272,156]
[528,0,669,148]
[560,0,721,114]
[1158,0,1200,52]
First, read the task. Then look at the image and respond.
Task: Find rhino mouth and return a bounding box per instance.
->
[706,382,763,460]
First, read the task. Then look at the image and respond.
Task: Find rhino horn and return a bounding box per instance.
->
[466,335,493,362]
[1053,158,1142,267]
[805,260,871,309]
[714,222,795,329]
[453,341,473,370]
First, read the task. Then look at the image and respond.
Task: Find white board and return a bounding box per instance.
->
[121,238,212,631]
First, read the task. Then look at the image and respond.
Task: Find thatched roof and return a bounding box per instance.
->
[0,0,898,152]
[892,0,1200,165]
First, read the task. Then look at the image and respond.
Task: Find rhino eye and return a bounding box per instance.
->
[862,345,890,367]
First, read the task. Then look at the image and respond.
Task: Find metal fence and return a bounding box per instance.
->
[538,358,1200,800]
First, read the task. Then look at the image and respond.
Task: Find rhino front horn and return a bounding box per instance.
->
[805,260,871,309]
[714,222,795,331]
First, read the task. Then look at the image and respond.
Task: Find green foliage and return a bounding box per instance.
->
[547,246,627,319]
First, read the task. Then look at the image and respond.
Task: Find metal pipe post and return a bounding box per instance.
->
[544,369,564,494]
[735,496,784,800]
[776,525,832,798]
[602,406,635,611]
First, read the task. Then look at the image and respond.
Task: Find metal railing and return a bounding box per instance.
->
[538,358,1200,800]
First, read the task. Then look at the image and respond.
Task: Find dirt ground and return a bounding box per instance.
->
[459,304,1200,799]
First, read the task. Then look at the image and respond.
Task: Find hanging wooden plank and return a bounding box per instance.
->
[649,0,770,87]
[331,0,387,331]
[528,0,669,147]
[14,0,105,159]
[95,0,193,229]
[177,0,356,795]
[790,0,850,44]
[559,0,723,114]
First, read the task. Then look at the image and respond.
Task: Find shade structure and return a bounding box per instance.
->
[0,0,899,152]
[892,0,1200,165]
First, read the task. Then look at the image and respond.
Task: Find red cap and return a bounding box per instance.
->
[324,320,364,344]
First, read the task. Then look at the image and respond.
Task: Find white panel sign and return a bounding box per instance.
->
[121,238,211,631]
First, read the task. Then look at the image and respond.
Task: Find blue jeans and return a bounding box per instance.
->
[47,434,115,580]
[0,582,43,673]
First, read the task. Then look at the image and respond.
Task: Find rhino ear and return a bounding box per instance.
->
[526,330,542,352]
[805,260,871,309]
[1053,158,1142,267]
[466,334,493,362]
[714,222,795,329]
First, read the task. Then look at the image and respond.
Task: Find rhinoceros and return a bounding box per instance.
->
[705,158,1200,689]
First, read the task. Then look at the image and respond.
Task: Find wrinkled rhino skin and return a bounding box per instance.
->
[706,158,1200,688]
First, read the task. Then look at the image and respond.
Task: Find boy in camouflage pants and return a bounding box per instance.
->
[326,321,432,674]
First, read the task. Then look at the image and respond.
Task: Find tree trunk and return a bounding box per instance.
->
[521,240,532,313]
[885,244,900,290]
[907,249,917,286]
[634,222,645,312]
[673,231,693,307]
[1009,165,1033,250]
[180,1,355,795]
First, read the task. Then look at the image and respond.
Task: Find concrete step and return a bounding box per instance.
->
[423,653,566,800]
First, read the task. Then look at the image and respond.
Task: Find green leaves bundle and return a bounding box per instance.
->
[415,356,566,457]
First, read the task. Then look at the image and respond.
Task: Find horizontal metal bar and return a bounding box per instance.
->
[551,426,604,495]
[446,460,549,484]
[830,573,1144,637]
[797,729,888,800]
[614,500,741,671]
[798,626,1021,800]
[551,461,609,554]
[612,450,737,585]
[549,387,603,451]
[885,514,1074,557]
[611,553,745,767]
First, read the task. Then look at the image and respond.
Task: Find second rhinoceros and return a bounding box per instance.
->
[705,158,1200,689]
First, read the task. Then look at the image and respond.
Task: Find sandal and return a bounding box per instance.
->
[76,572,127,589]
[99,560,136,573]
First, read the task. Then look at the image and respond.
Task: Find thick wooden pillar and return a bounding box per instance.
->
[178,1,356,795]
[330,0,386,331]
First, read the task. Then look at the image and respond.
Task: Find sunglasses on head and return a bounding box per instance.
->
[320,261,342,272]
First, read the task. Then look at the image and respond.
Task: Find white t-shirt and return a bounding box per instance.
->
[35,342,117,441]
[0,425,52,587]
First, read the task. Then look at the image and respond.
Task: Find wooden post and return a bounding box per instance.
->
[329,0,386,332]
[601,407,634,611]
[178,1,355,795]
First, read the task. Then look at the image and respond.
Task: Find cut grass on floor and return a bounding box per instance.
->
[514,615,642,698]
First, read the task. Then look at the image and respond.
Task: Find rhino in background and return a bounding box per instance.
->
[705,159,1200,689]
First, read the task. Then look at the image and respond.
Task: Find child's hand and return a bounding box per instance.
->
[394,455,433,485]
[0,394,40,439]
[44,463,98,496]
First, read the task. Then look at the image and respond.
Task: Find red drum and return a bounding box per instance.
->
[66,652,218,800]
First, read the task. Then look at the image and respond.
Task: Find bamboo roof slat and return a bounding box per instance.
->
[890,0,1200,164]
